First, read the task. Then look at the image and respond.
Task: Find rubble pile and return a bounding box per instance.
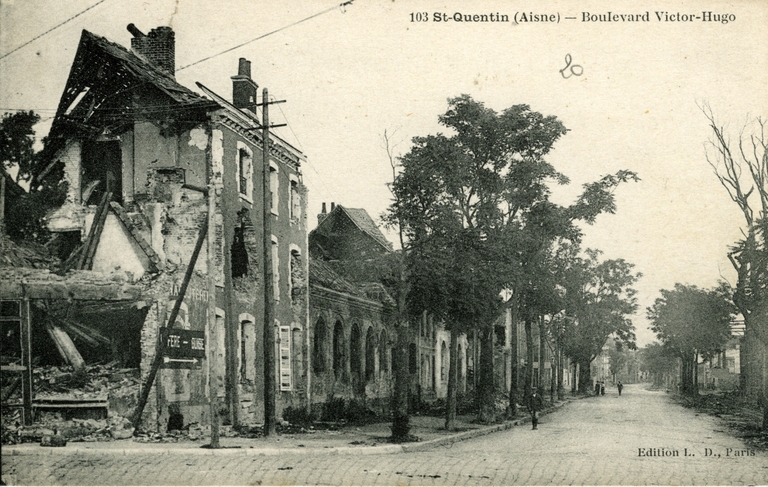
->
[1,362,141,445]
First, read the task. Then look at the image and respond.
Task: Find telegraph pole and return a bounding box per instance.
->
[207,177,221,448]
[262,87,276,436]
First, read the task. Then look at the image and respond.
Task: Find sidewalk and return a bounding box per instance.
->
[2,399,573,457]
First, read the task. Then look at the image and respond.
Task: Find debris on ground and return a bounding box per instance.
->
[678,392,768,450]
[2,362,140,445]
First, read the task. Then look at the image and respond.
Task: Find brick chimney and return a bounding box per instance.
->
[232,58,259,111]
[128,24,175,76]
[317,203,329,225]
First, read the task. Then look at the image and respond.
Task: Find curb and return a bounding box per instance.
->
[2,399,572,457]
[401,420,520,452]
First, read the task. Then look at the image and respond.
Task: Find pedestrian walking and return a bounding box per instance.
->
[527,388,544,430]
[617,381,623,396]
[600,381,605,396]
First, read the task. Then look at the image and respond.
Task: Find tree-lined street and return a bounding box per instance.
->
[3,385,765,485]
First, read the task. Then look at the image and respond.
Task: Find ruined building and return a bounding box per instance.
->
[308,203,397,412]
[33,25,308,430]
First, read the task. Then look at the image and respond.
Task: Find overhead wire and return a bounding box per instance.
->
[2,0,349,207]
[271,96,339,204]
[0,0,113,61]
[177,0,354,71]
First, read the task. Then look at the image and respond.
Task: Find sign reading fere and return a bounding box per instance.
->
[160,328,205,369]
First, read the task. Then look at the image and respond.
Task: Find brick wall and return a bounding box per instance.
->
[131,27,175,76]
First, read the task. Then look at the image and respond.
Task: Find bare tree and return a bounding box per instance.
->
[703,105,768,429]
[381,128,414,441]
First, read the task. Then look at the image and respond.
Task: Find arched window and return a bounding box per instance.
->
[350,324,362,390]
[313,318,327,373]
[379,330,389,375]
[365,327,376,382]
[269,161,279,215]
[236,142,253,202]
[239,313,255,383]
[289,245,303,303]
[441,341,448,382]
[333,321,345,380]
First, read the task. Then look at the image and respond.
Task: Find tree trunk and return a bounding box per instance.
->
[508,298,518,418]
[763,345,768,430]
[524,316,534,400]
[557,348,564,400]
[693,351,699,396]
[509,360,518,418]
[538,319,544,392]
[680,356,688,395]
[549,341,556,403]
[577,356,592,393]
[391,321,411,440]
[743,322,763,399]
[478,326,496,423]
[445,325,459,430]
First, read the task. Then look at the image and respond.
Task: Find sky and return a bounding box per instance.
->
[2,0,767,346]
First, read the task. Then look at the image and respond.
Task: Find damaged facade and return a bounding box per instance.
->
[27,25,308,431]
[2,23,564,437]
[308,203,398,412]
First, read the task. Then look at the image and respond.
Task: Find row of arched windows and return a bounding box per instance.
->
[313,317,390,384]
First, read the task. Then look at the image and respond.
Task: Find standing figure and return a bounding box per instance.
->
[617,381,623,396]
[527,388,544,430]
[595,381,601,396]
[600,381,605,396]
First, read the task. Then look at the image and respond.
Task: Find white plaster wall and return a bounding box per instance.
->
[60,141,81,204]
[44,141,84,233]
[92,213,151,280]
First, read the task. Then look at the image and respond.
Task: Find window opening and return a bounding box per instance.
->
[231,225,248,278]
[350,324,362,389]
[441,341,448,382]
[279,325,292,391]
[236,143,253,202]
[238,149,248,195]
[82,140,122,205]
[0,300,22,364]
[270,164,279,215]
[379,330,389,374]
[290,247,304,302]
[271,236,279,301]
[365,327,376,382]
[290,178,301,221]
[313,318,327,373]
[333,321,345,380]
[408,343,418,375]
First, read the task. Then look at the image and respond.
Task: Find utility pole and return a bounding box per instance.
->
[262,87,276,436]
[207,177,221,448]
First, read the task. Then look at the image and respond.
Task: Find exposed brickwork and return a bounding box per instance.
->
[139,300,161,430]
[130,27,175,76]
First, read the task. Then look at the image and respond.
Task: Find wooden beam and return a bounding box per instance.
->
[78,191,112,270]
[44,319,86,371]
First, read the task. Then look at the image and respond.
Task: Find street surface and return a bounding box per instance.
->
[2,384,767,485]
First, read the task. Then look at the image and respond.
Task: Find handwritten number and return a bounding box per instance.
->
[560,54,583,79]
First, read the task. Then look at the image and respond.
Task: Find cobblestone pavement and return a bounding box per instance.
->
[3,384,767,485]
